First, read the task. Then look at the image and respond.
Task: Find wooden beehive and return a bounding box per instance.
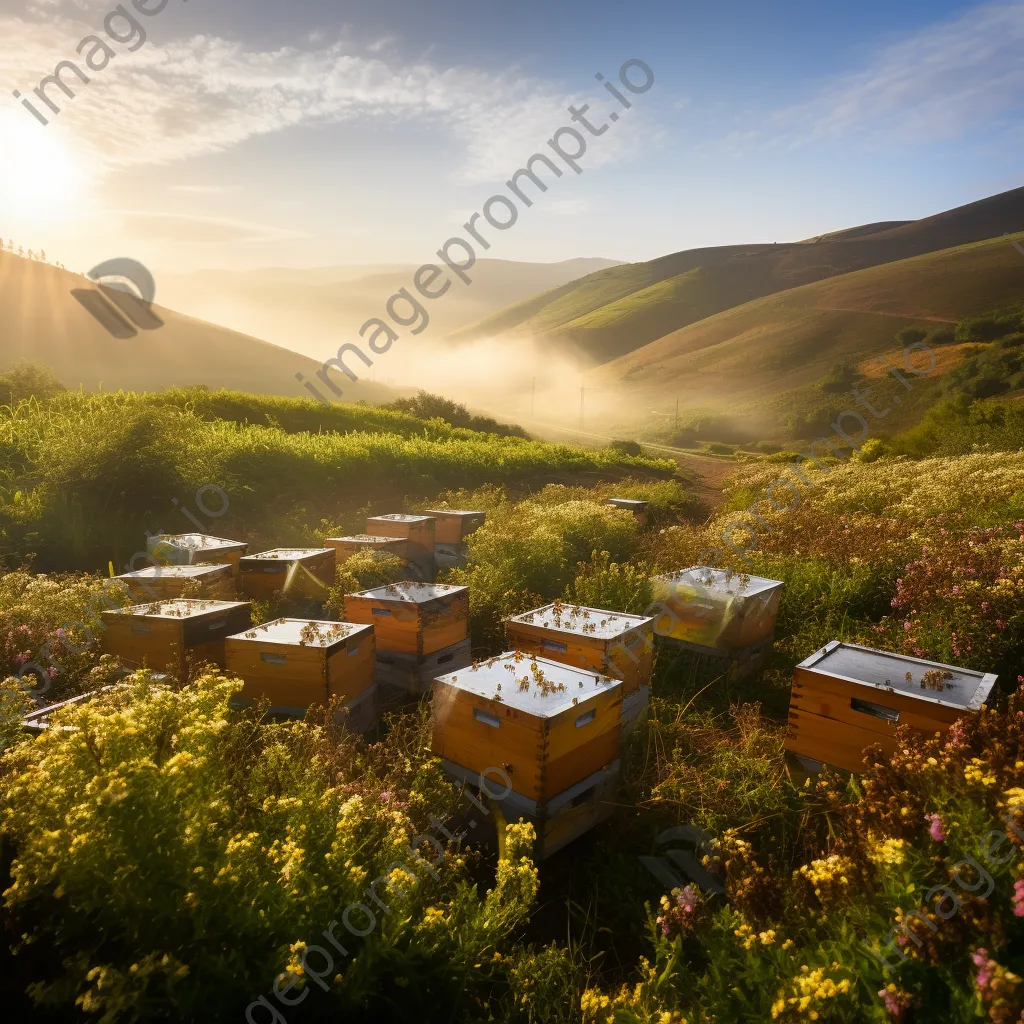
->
[239,548,336,601]
[366,514,436,551]
[101,599,252,680]
[506,602,655,696]
[421,509,486,544]
[431,653,622,804]
[344,582,468,656]
[786,641,998,773]
[147,533,248,574]
[113,564,235,602]
[326,534,409,562]
[606,498,650,527]
[366,514,436,579]
[651,567,784,652]
[224,618,375,715]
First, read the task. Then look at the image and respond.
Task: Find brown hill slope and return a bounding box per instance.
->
[0,253,395,402]
[589,233,1024,432]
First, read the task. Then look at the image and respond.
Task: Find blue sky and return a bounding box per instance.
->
[1,0,1022,272]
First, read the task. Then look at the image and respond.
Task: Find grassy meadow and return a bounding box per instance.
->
[0,374,1023,1023]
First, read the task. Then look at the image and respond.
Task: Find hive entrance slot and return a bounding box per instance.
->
[260,653,287,665]
[542,639,568,653]
[473,708,501,729]
[575,709,597,728]
[850,697,899,722]
[571,785,596,808]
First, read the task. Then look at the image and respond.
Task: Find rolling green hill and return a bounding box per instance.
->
[453,186,1024,365]
[590,232,1024,438]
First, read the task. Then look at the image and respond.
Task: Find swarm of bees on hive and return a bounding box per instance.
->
[906,669,955,692]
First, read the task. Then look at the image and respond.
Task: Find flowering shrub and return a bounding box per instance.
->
[0,673,541,1020]
[0,570,131,701]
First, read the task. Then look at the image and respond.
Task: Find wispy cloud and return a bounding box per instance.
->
[0,11,654,184]
[778,0,1024,146]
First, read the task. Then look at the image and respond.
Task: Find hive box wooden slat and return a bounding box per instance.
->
[147,534,248,575]
[102,599,252,680]
[113,564,235,602]
[431,653,622,804]
[239,548,336,601]
[442,757,619,860]
[506,602,655,697]
[345,582,468,656]
[375,638,473,697]
[651,566,784,652]
[326,534,409,563]
[366,514,436,579]
[606,498,650,527]
[785,641,998,773]
[421,510,486,545]
[225,617,375,715]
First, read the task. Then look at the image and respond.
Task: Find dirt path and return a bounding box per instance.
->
[522,417,734,507]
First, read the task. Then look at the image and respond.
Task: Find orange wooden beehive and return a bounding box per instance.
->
[344,582,468,655]
[786,641,998,773]
[326,534,409,562]
[505,602,654,697]
[431,653,622,804]
[113,564,235,602]
[101,599,252,680]
[366,514,435,550]
[239,548,336,601]
[420,510,486,545]
[224,618,375,715]
[147,534,248,574]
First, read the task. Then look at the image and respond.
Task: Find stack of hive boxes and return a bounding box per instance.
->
[224,617,378,733]
[239,548,336,602]
[344,582,472,696]
[366,514,436,581]
[785,641,998,773]
[650,566,784,679]
[101,598,253,681]
[147,533,249,576]
[431,653,622,859]
[506,602,655,737]
[422,509,486,570]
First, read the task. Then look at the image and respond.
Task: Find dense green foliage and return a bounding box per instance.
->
[0,391,671,573]
[381,390,529,438]
[1,383,1023,1023]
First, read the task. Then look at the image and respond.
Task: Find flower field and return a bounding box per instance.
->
[0,391,1022,1023]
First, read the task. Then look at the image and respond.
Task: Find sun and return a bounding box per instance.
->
[0,108,87,222]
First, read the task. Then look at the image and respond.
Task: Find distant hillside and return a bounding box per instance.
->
[591,232,1024,432]
[454,186,1024,365]
[0,253,396,401]
[159,258,621,365]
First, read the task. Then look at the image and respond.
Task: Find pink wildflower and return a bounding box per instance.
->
[926,814,946,842]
